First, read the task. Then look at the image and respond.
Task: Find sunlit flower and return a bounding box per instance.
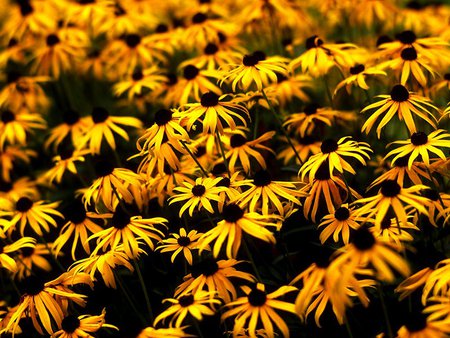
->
[156,228,204,265]
[0,237,36,273]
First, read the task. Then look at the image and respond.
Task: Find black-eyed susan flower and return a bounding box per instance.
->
[82,158,143,210]
[355,179,429,228]
[169,177,227,217]
[283,105,339,138]
[384,130,450,169]
[221,283,297,338]
[0,146,36,182]
[88,207,166,258]
[156,228,203,265]
[0,109,46,150]
[51,309,118,338]
[137,326,194,338]
[234,170,305,216]
[0,237,36,273]
[277,136,321,165]
[289,36,358,77]
[0,176,39,206]
[4,272,91,335]
[64,0,114,29]
[334,64,387,95]
[15,243,53,280]
[422,189,450,227]
[44,110,92,151]
[175,258,255,303]
[52,200,104,260]
[197,203,279,258]
[222,130,275,174]
[371,215,419,247]
[113,66,167,99]
[41,148,90,184]
[267,73,312,107]
[395,310,450,338]
[329,226,410,282]
[318,204,363,244]
[422,258,450,303]
[69,245,135,289]
[299,136,372,182]
[181,92,250,135]
[361,84,439,138]
[78,107,142,155]
[220,51,288,92]
[2,197,63,236]
[395,266,434,302]
[154,290,221,328]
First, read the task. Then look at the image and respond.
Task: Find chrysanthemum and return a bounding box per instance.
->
[175,258,255,303]
[329,226,410,282]
[221,283,297,338]
[0,237,36,273]
[334,64,387,95]
[197,203,279,258]
[15,243,53,280]
[361,84,439,138]
[113,66,167,99]
[289,36,358,77]
[181,92,250,135]
[51,309,118,338]
[41,149,90,184]
[78,107,142,155]
[2,197,63,236]
[69,245,135,289]
[52,200,104,260]
[222,130,275,174]
[82,158,143,210]
[234,170,304,216]
[355,179,429,227]
[220,51,288,91]
[283,105,340,138]
[0,109,46,150]
[299,136,372,182]
[384,130,450,169]
[169,177,227,217]
[318,204,363,244]
[154,290,221,328]
[88,207,167,258]
[4,272,91,335]
[156,228,204,265]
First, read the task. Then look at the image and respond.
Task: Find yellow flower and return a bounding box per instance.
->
[0,237,36,273]
[40,149,90,184]
[137,326,194,338]
[156,228,204,265]
[334,64,386,95]
[113,66,167,99]
[318,204,363,244]
[221,283,297,338]
[15,243,53,280]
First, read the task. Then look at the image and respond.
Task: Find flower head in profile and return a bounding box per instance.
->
[113,66,166,99]
[334,64,386,94]
[361,84,439,138]
[221,283,297,338]
[154,290,221,328]
[220,51,288,91]
[137,326,194,338]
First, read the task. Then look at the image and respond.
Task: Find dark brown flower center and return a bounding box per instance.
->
[444,73,450,81]
[125,34,141,48]
[64,201,87,224]
[60,149,74,160]
[218,32,227,43]
[216,177,230,188]
[253,170,271,187]
[248,288,267,306]
[422,188,439,201]
[200,92,219,107]
[6,71,21,83]
[192,185,206,196]
[1,110,15,123]
[394,155,409,167]
[380,216,392,230]
[401,47,417,61]
[112,208,131,229]
[183,65,199,80]
[352,227,375,251]
[155,24,168,33]
[191,258,219,277]
[178,295,195,307]
[230,134,248,148]
[211,163,227,176]
[305,35,323,49]
[192,12,207,24]
[166,73,178,86]
[132,70,144,81]
[243,51,266,66]
[334,207,350,221]
[0,180,12,192]
[376,35,393,47]
[304,104,318,115]
[380,179,401,197]
[19,0,33,16]
[177,236,191,246]
[204,43,218,55]
[91,107,109,123]
[321,139,338,153]
[390,84,409,102]
[61,315,81,333]
[20,247,35,257]
[21,276,45,296]
[63,110,80,125]
[350,64,365,75]
[46,34,60,47]
[396,30,416,44]
[16,197,33,212]
[410,132,428,145]
[154,109,173,126]
[222,203,244,222]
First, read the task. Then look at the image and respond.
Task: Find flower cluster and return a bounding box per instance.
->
[1,0,450,338]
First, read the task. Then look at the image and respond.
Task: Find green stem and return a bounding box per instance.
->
[193,319,205,338]
[261,89,303,165]
[180,140,208,177]
[215,130,231,177]
[322,75,334,109]
[377,283,393,338]
[114,271,147,324]
[242,237,262,282]
[133,259,154,323]
[345,317,354,338]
